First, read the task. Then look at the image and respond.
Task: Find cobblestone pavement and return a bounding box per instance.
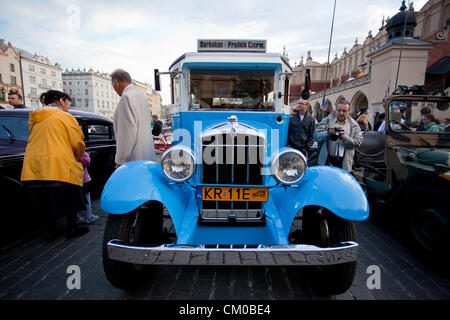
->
[1,195,449,300]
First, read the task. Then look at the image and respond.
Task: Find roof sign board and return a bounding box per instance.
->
[197,39,267,53]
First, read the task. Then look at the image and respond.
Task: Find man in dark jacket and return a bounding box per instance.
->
[8,92,26,109]
[288,99,316,157]
[152,114,163,136]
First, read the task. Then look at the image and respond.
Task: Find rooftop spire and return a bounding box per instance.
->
[400,0,407,11]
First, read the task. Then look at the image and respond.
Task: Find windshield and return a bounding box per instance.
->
[389,99,450,134]
[0,116,29,140]
[189,69,275,111]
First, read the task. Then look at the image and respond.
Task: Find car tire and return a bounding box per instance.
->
[102,212,142,289]
[406,186,449,259]
[303,209,357,295]
[102,201,165,289]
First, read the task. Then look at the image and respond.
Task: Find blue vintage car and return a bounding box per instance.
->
[101,39,369,294]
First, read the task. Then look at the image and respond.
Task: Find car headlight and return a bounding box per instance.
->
[161,146,196,181]
[271,149,307,184]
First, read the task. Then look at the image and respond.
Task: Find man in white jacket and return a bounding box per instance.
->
[111,69,155,167]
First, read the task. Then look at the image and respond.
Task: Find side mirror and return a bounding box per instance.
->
[154,69,161,91]
[300,69,311,100]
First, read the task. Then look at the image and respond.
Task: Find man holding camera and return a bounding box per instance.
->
[314,100,363,172]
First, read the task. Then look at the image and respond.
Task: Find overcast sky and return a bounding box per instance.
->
[0,0,428,104]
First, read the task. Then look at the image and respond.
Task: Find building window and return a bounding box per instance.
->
[52,81,56,88]
[42,78,47,86]
[0,73,2,82]
[10,76,16,85]
[51,71,56,77]
[30,76,36,84]
[29,65,35,72]
[85,99,89,107]
[69,81,72,85]
[40,68,46,75]
[31,87,37,96]
[85,89,88,95]
[10,64,15,72]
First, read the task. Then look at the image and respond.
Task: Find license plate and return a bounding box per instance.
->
[201,186,268,202]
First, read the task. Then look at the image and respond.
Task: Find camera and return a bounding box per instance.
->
[329,127,344,141]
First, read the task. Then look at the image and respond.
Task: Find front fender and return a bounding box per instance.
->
[270,165,369,235]
[100,161,193,230]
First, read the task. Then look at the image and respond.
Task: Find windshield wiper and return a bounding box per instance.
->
[1,124,16,141]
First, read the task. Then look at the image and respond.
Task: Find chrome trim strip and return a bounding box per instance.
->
[200,120,266,142]
[201,209,262,219]
[107,240,358,266]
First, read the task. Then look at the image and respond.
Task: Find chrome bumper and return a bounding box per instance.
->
[107,240,359,266]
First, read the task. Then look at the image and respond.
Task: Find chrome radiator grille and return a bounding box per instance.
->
[200,130,265,221]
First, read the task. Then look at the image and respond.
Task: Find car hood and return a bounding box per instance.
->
[0,138,27,157]
[172,111,290,159]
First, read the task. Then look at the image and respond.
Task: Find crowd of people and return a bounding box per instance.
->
[287,99,449,172]
[288,99,363,172]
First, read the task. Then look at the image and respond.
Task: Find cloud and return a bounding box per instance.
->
[83,8,155,35]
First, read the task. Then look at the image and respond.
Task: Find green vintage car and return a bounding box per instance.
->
[353,94,450,259]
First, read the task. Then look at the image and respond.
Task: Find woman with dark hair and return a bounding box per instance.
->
[21,90,89,240]
[423,113,444,132]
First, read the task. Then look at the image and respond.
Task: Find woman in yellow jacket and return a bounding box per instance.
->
[21,90,89,240]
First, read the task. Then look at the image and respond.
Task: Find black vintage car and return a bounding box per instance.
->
[0,109,116,244]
